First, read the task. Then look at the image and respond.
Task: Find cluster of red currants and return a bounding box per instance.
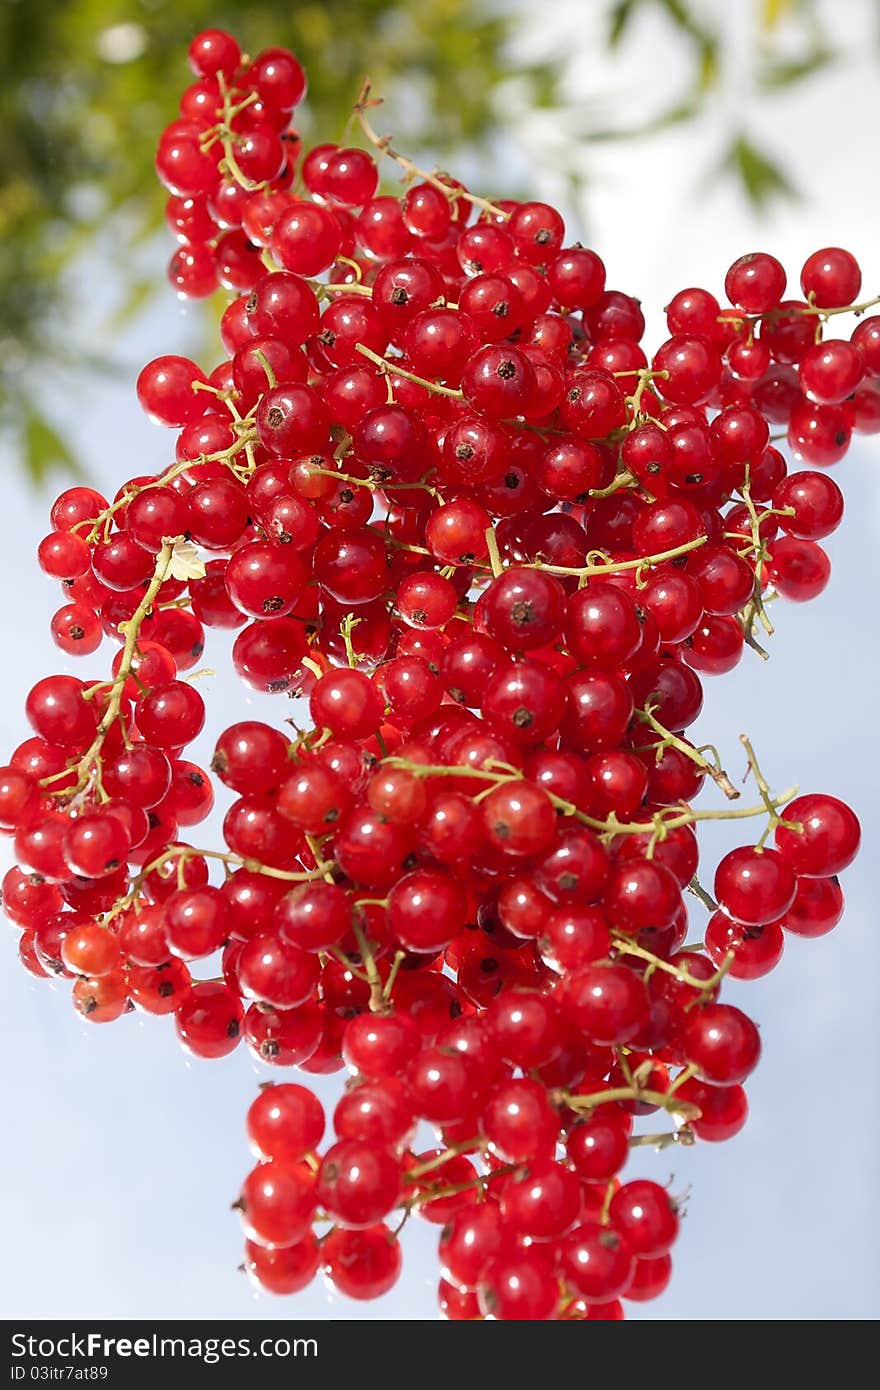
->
[0,27,870,1319]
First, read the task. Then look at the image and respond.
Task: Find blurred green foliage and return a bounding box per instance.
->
[0,0,871,484]
[1,0,551,480]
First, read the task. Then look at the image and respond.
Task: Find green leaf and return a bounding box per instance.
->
[721,134,798,208]
[608,0,640,47]
[658,0,714,45]
[761,0,799,31]
[585,98,700,142]
[758,49,834,89]
[22,406,81,486]
[104,275,156,334]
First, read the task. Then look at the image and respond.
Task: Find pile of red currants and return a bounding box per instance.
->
[0,27,870,1319]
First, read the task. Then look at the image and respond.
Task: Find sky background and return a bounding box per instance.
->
[1,0,878,1320]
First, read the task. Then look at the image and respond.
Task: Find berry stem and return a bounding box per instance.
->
[104,845,334,923]
[562,1086,701,1122]
[740,733,802,847]
[380,755,797,838]
[629,1128,695,1150]
[381,949,406,1004]
[687,873,720,913]
[350,917,388,1014]
[613,937,733,992]
[354,83,509,220]
[525,533,707,582]
[354,342,464,399]
[634,703,739,800]
[252,349,277,390]
[405,1140,486,1180]
[80,432,256,543]
[63,537,180,798]
[484,525,504,579]
[310,465,442,502]
[206,73,269,193]
[402,1164,520,1211]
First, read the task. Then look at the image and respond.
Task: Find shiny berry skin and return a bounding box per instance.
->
[309,669,383,741]
[387,869,465,953]
[136,680,205,747]
[558,1223,634,1303]
[439,1205,513,1290]
[333,1078,413,1149]
[684,1002,761,1085]
[247,271,319,344]
[481,1078,558,1163]
[174,981,243,1059]
[799,339,864,404]
[136,355,209,427]
[160,886,229,961]
[560,369,626,437]
[103,744,171,808]
[565,963,649,1045]
[238,932,319,1009]
[72,970,129,1023]
[624,1253,672,1303]
[532,826,609,905]
[482,658,566,747]
[128,960,191,1015]
[323,1224,402,1300]
[487,989,562,1070]
[317,1140,401,1228]
[653,335,720,405]
[212,721,290,796]
[188,29,240,78]
[780,876,844,938]
[714,846,796,925]
[244,1002,323,1068]
[479,568,566,651]
[26,675,96,748]
[566,1114,630,1181]
[773,793,861,876]
[705,911,785,980]
[244,1235,320,1297]
[540,906,611,974]
[609,1180,679,1257]
[59,599,107,659]
[38,530,91,579]
[462,346,537,420]
[276,881,351,952]
[800,247,861,308]
[61,921,123,978]
[565,584,641,669]
[548,246,606,309]
[332,806,412,889]
[477,1249,559,1321]
[773,471,843,541]
[0,767,39,831]
[271,202,342,275]
[343,1013,421,1079]
[787,399,851,467]
[603,860,682,934]
[724,252,786,314]
[686,546,755,616]
[63,812,130,878]
[501,1160,581,1241]
[239,1160,316,1248]
[481,781,557,857]
[766,536,831,602]
[225,540,305,620]
[673,1077,749,1142]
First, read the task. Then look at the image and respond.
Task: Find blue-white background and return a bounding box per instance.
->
[1,0,877,1320]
